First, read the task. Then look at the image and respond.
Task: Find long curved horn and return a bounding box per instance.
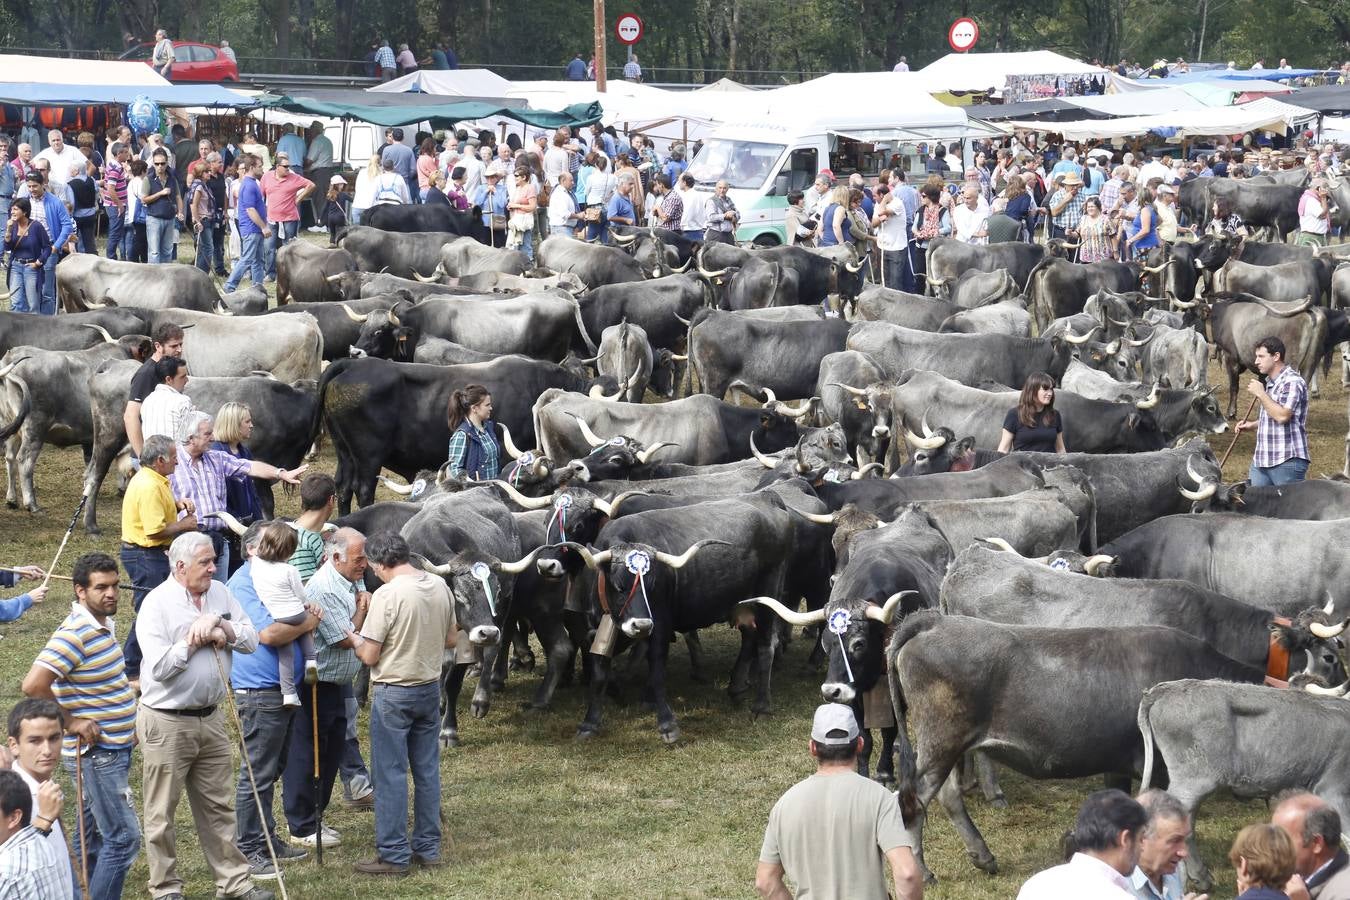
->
[1062,325,1100,345]
[1255,295,1314,317]
[496,546,545,575]
[1304,680,1350,697]
[635,441,677,464]
[1103,339,1121,356]
[216,510,248,536]
[490,479,552,509]
[904,425,945,450]
[568,412,609,448]
[342,304,370,323]
[925,275,947,286]
[610,231,638,245]
[696,254,730,279]
[1169,295,1199,310]
[0,286,13,300]
[741,596,826,627]
[1186,454,1207,486]
[587,382,623,401]
[852,462,884,479]
[325,273,343,282]
[412,268,440,283]
[828,382,869,397]
[760,387,778,406]
[749,433,778,469]
[797,509,838,525]
[1135,383,1160,409]
[377,475,415,495]
[1083,555,1116,576]
[1323,594,1335,616]
[671,257,692,273]
[1124,330,1154,347]
[775,398,815,419]
[81,323,118,344]
[214,298,234,316]
[844,257,865,273]
[591,489,650,518]
[1178,483,1217,501]
[653,539,729,569]
[498,423,526,460]
[0,357,27,380]
[552,542,612,570]
[418,558,456,577]
[864,590,916,624]
[981,537,1021,555]
[1141,259,1173,274]
[669,353,688,361]
[1310,619,1349,639]
[1107,316,1133,327]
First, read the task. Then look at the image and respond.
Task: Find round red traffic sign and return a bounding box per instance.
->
[615,14,644,45]
[948,17,979,52]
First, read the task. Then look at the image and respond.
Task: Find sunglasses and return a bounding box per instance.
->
[278,162,290,167]
[154,162,167,166]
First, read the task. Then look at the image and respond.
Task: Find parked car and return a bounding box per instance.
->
[119,41,239,82]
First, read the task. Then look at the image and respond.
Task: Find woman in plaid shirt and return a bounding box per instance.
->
[1234,336,1309,486]
[446,384,501,481]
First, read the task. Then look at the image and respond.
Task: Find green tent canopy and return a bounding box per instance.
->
[253,92,603,129]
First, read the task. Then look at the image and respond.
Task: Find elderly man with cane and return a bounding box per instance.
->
[21,553,140,900]
[135,531,274,900]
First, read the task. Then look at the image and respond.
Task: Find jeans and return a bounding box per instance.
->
[119,545,170,678]
[0,197,8,228]
[282,682,346,838]
[105,210,126,259]
[234,689,296,859]
[194,224,216,274]
[350,208,365,227]
[1249,456,1309,486]
[40,251,58,315]
[224,231,265,292]
[212,221,226,274]
[683,229,702,243]
[265,220,299,279]
[880,248,916,294]
[146,215,176,264]
[6,263,41,314]
[404,175,420,203]
[369,681,441,865]
[340,685,372,799]
[63,748,140,900]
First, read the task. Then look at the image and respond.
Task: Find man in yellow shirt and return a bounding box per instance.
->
[120,434,198,683]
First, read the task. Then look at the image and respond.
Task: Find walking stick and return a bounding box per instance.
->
[0,567,144,592]
[1220,395,1261,471]
[213,650,290,900]
[74,736,90,900]
[312,679,323,865]
[40,488,91,591]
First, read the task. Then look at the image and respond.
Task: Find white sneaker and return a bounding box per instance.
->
[282,692,301,707]
[290,824,341,848]
[307,226,326,233]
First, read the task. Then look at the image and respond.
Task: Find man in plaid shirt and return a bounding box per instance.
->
[1235,336,1309,485]
[0,768,69,900]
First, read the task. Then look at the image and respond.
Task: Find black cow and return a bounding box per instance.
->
[698,242,865,307]
[846,322,1072,388]
[360,203,488,240]
[688,307,848,401]
[266,296,404,361]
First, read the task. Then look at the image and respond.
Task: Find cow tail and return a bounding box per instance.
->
[1023,259,1052,335]
[0,373,32,443]
[310,358,351,456]
[1137,687,1159,790]
[572,299,598,355]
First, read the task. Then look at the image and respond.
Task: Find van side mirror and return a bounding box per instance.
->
[770,174,788,197]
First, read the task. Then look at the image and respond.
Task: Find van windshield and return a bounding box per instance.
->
[687,139,786,190]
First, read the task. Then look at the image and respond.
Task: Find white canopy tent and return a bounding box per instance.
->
[1061,87,1207,117]
[1006,97,1320,141]
[0,53,170,86]
[366,68,514,99]
[915,51,1108,96]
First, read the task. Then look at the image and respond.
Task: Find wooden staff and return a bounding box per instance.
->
[74,736,90,900]
[1220,396,1261,470]
[40,489,91,591]
[0,568,141,592]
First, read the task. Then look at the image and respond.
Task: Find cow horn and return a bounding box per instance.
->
[696,249,730,280]
[760,387,778,406]
[1124,331,1153,347]
[496,547,545,575]
[635,441,677,464]
[387,310,401,326]
[852,463,885,479]
[797,509,838,525]
[214,298,234,316]
[1178,482,1216,501]
[490,479,552,509]
[592,489,649,518]
[418,557,456,577]
[1062,326,1100,345]
[498,423,527,460]
[377,475,415,495]
[926,275,947,286]
[828,382,869,397]
[741,596,826,627]
[749,433,778,469]
[553,542,611,570]
[1141,259,1173,274]
[1310,619,1349,639]
[1169,294,1199,310]
[587,382,622,401]
[325,273,343,282]
[981,537,1020,554]
[412,268,440,283]
[1323,594,1336,616]
[342,304,370,323]
[0,286,13,300]
[0,357,27,380]
[216,510,249,536]
[568,412,609,448]
[653,539,729,569]
[775,398,815,419]
[669,353,688,361]
[1103,340,1121,356]
[844,257,865,273]
[864,591,916,624]
[1083,555,1115,576]
[1107,316,1133,327]
[672,257,692,273]
[610,231,637,244]
[904,418,945,450]
[1186,455,1208,486]
[1056,241,1081,250]
[1135,383,1160,409]
[1304,680,1350,697]
[80,323,117,344]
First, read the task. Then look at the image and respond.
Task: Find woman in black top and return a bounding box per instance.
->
[998,372,1066,454]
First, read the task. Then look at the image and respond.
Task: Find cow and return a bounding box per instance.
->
[454,271,587,295]
[134,308,324,382]
[218,286,269,316]
[890,424,1003,477]
[607,229,679,281]
[888,611,1263,880]
[414,236,531,281]
[715,256,801,310]
[1024,256,1153,334]
[923,237,1045,295]
[264,296,403,361]
[346,293,594,362]
[82,364,319,533]
[591,320,654,403]
[1190,476,1350,520]
[816,351,892,465]
[697,242,865,307]
[317,356,611,512]
[1203,179,1302,241]
[55,255,226,313]
[0,337,150,511]
[1208,293,1328,414]
[809,453,1048,519]
[1143,241,1204,307]
[574,274,706,358]
[854,286,962,331]
[326,270,476,302]
[1137,322,1209,390]
[688,307,849,401]
[358,202,488,239]
[942,267,1020,309]
[274,241,358,304]
[1041,320,1138,382]
[1138,679,1350,892]
[846,322,1072,388]
[1214,258,1323,306]
[337,226,456,279]
[0,309,149,356]
[938,299,1031,336]
[609,224,700,268]
[537,236,650,288]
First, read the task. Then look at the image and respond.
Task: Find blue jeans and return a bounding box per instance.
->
[265,220,299,279]
[683,229,702,242]
[146,215,176,264]
[1249,456,1309,486]
[194,224,215,274]
[224,231,265,292]
[105,210,126,259]
[63,748,140,900]
[40,251,58,315]
[119,545,169,678]
[340,685,372,799]
[369,681,441,865]
[6,263,41,314]
[234,688,296,859]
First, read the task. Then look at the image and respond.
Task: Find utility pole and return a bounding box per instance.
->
[594,0,607,91]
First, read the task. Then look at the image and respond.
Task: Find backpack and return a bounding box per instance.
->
[374,173,404,204]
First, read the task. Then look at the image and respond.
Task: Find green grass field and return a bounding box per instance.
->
[3,236,1347,898]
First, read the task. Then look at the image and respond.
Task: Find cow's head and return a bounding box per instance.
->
[327,271,366,301]
[560,413,678,482]
[1181,387,1227,436]
[1174,453,1227,511]
[562,540,728,637]
[829,381,894,463]
[347,305,413,359]
[493,421,557,493]
[898,424,978,476]
[1083,289,1137,337]
[978,537,1118,577]
[418,550,541,646]
[648,348,680,399]
[1194,233,1235,272]
[831,255,867,304]
[1275,597,1350,686]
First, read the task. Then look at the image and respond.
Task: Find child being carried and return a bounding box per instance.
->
[250,521,318,706]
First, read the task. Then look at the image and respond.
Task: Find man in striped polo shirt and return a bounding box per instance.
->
[22,552,140,900]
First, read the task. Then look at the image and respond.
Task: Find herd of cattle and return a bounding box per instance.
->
[2,191,1350,891]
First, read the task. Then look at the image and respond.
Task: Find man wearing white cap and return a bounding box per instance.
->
[755,704,924,899]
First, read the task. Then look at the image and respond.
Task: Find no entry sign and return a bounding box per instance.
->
[948,17,979,52]
[616,14,644,45]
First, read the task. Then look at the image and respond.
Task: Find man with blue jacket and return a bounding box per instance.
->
[24,172,72,315]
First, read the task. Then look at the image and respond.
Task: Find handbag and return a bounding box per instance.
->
[509,210,535,231]
[489,214,508,230]
[583,206,603,223]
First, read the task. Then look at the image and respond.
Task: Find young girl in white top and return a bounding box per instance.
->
[251,521,318,706]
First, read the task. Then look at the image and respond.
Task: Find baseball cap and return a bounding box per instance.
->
[329,174,347,186]
[811,704,860,746]
[1157,183,1177,195]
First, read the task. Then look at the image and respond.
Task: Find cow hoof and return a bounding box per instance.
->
[510,653,536,672]
[4,500,16,510]
[471,700,490,719]
[574,726,598,741]
[520,700,548,712]
[971,852,998,875]
[440,731,459,748]
[659,727,681,745]
[25,504,42,514]
[988,795,1008,809]
[751,703,773,718]
[85,525,101,537]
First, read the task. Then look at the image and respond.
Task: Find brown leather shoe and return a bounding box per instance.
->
[353,858,409,877]
[412,854,447,868]
[343,792,375,810]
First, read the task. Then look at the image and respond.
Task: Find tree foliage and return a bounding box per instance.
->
[1,0,1345,81]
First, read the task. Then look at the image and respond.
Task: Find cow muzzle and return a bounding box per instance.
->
[621,617,654,638]
[820,682,856,703]
[469,625,501,646]
[536,557,565,579]
[348,345,368,358]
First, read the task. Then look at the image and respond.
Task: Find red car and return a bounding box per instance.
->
[119,41,239,82]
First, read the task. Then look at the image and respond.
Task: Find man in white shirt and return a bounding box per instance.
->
[1129,790,1203,900]
[1017,789,1148,900]
[35,131,86,183]
[1137,154,1172,188]
[140,356,194,443]
[1297,179,1331,246]
[678,173,707,243]
[952,185,990,244]
[460,144,486,197]
[548,171,579,235]
[5,699,74,900]
[872,187,913,292]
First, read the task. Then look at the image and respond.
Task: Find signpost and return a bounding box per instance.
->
[948,17,979,53]
[594,0,607,91]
